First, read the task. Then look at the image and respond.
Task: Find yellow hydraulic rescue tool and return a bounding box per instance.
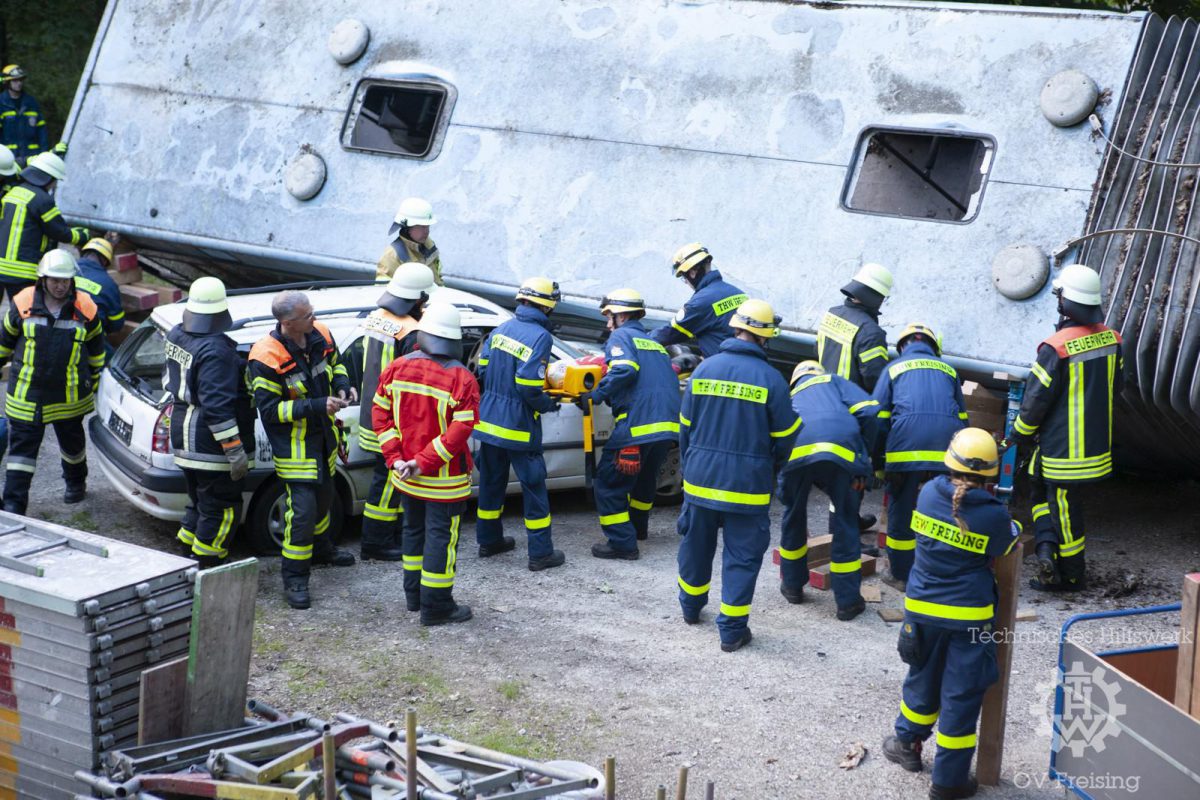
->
[545,362,603,486]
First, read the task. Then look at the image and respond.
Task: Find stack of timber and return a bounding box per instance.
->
[109,252,184,346]
[0,513,196,799]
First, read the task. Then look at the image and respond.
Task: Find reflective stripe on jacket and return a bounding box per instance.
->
[0,183,88,282]
[373,350,479,502]
[474,305,559,452]
[904,475,1020,630]
[74,255,125,334]
[592,319,681,450]
[871,341,967,473]
[816,300,889,393]
[783,373,877,476]
[1014,321,1123,483]
[248,322,350,482]
[651,270,746,358]
[163,325,254,472]
[357,309,419,452]
[679,338,800,512]
[0,286,103,423]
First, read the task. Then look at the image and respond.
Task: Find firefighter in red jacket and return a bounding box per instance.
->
[1012,264,1122,592]
[372,303,480,625]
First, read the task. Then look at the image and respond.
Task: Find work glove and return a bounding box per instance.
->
[225,442,249,481]
[615,446,641,476]
[573,391,593,411]
[53,141,68,157]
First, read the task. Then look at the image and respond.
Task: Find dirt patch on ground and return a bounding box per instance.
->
[21,432,1200,798]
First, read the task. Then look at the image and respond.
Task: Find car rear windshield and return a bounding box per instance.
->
[111,324,168,404]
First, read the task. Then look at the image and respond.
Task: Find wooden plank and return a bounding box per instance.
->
[113,251,139,272]
[861,585,882,603]
[877,607,904,623]
[137,656,187,745]
[771,535,833,567]
[976,549,1021,786]
[120,283,160,312]
[107,266,144,286]
[183,558,259,736]
[1174,573,1200,718]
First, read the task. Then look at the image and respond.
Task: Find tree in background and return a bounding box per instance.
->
[0,1,107,144]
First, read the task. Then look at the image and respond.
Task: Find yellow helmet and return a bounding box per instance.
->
[790,360,826,384]
[515,276,561,310]
[599,288,645,315]
[81,238,114,264]
[729,298,781,338]
[897,322,942,355]
[944,427,999,477]
[671,242,712,276]
[1,65,26,82]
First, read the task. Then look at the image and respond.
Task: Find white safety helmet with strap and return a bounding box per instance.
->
[182,276,233,334]
[729,298,782,339]
[378,261,435,317]
[0,148,17,178]
[416,301,463,359]
[26,152,66,182]
[1052,264,1102,306]
[38,249,77,280]
[842,262,893,310]
[393,197,436,228]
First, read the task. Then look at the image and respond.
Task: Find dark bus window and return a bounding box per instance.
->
[343,81,448,159]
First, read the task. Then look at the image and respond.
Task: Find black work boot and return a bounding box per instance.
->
[881,573,907,593]
[930,777,978,800]
[196,555,224,570]
[284,578,311,610]
[780,583,805,604]
[478,536,516,558]
[882,735,923,772]
[1034,542,1058,583]
[360,543,405,561]
[591,542,639,560]
[3,502,25,516]
[313,547,356,567]
[837,598,867,621]
[528,549,565,572]
[635,526,649,542]
[420,603,473,627]
[63,484,86,504]
[858,513,877,531]
[405,593,420,613]
[720,628,753,653]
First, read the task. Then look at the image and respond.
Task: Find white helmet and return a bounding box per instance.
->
[1052,264,1102,306]
[393,197,436,227]
[417,302,461,340]
[37,249,77,279]
[385,262,436,301]
[183,276,232,334]
[0,148,16,178]
[851,263,893,297]
[27,152,66,182]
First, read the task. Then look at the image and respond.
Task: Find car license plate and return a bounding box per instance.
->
[108,410,133,446]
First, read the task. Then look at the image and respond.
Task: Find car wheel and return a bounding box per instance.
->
[655,444,683,506]
[246,479,345,556]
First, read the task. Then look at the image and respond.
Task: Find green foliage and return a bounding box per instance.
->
[1,2,106,144]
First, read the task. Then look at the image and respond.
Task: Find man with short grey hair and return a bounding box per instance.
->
[249,290,357,609]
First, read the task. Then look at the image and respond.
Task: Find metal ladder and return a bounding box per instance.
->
[0,521,109,577]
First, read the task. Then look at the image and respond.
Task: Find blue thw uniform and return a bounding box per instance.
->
[473,304,560,559]
[872,341,968,582]
[651,270,747,358]
[74,253,125,362]
[676,339,800,645]
[0,92,48,163]
[1013,321,1122,586]
[591,320,681,552]
[894,475,1020,790]
[778,374,878,611]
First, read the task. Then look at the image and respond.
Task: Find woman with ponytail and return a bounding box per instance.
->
[881,428,1021,800]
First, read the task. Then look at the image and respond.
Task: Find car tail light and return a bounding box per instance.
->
[152,403,173,454]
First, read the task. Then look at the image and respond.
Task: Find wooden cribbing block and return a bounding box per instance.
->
[977,548,1022,785]
[120,283,160,312]
[1175,573,1200,719]
[808,555,876,590]
[153,285,183,304]
[138,656,187,745]
[108,266,144,286]
[113,251,139,272]
[772,535,832,567]
[182,558,259,736]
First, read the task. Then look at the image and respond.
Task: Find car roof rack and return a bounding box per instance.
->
[224,278,379,297]
[229,306,375,331]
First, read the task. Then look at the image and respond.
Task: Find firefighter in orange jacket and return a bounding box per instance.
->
[373,303,480,625]
[1012,264,1122,592]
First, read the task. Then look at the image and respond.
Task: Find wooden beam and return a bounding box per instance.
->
[808,556,877,590]
[1174,573,1200,719]
[976,549,1021,785]
[137,656,187,745]
[183,558,259,736]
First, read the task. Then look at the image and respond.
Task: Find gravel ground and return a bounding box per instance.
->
[16,427,1200,799]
